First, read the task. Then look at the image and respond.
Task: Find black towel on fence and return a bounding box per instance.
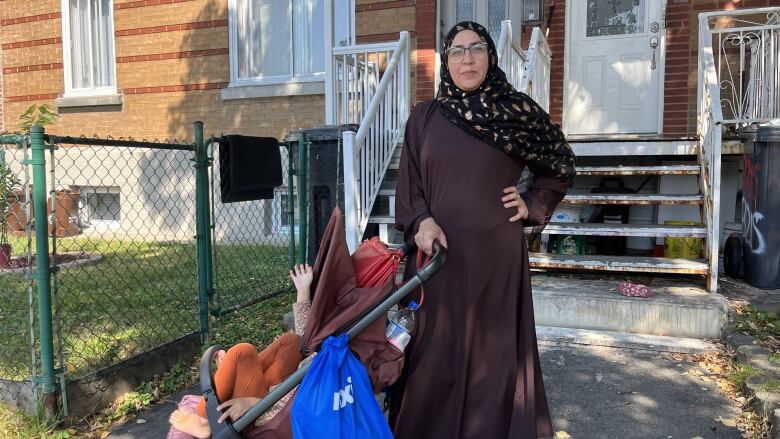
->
[220,135,282,203]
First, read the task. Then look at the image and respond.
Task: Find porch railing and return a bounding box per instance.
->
[326,43,393,126]
[519,27,552,112]
[698,12,725,293]
[700,7,780,126]
[497,21,551,111]
[335,32,411,252]
[497,21,526,92]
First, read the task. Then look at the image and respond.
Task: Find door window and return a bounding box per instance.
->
[586,0,645,37]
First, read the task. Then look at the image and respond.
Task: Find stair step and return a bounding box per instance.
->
[529,253,709,275]
[562,194,702,205]
[531,275,727,339]
[369,215,395,224]
[378,188,395,196]
[576,165,700,176]
[536,222,705,237]
[535,326,720,354]
[570,140,698,156]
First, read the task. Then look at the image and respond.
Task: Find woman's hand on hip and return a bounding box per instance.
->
[502,186,529,222]
[415,217,448,256]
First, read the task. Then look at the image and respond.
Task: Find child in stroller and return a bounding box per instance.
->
[167,208,444,439]
[168,264,315,439]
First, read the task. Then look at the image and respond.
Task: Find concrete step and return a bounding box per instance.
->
[535,326,720,354]
[562,194,703,205]
[531,275,728,339]
[537,222,706,237]
[529,253,709,275]
[576,165,700,176]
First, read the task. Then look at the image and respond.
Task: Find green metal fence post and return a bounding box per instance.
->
[30,125,57,419]
[297,135,308,265]
[194,121,213,345]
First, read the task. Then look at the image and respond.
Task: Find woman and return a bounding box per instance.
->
[390,22,575,439]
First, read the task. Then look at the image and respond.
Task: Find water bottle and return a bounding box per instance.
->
[386,301,419,352]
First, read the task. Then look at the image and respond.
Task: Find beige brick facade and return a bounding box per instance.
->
[0,44,3,132]
[0,0,324,139]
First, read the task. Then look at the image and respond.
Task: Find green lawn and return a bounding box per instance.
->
[0,235,292,381]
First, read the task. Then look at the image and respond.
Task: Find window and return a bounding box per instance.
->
[61,0,117,96]
[274,190,299,233]
[229,0,330,86]
[453,0,507,41]
[77,186,121,227]
[586,0,645,37]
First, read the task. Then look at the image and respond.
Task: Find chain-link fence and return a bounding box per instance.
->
[46,136,202,418]
[0,125,300,419]
[209,139,295,314]
[0,137,36,413]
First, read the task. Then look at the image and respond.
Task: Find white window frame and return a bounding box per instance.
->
[75,186,122,229]
[273,188,300,235]
[60,0,118,97]
[228,0,331,88]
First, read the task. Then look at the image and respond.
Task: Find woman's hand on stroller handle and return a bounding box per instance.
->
[415,217,448,256]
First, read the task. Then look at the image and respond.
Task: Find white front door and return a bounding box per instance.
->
[565,0,665,135]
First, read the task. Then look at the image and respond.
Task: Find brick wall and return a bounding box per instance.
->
[0,41,4,133]
[354,0,423,103]
[0,0,324,140]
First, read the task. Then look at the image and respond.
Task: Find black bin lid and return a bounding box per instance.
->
[757,121,780,142]
[285,124,360,143]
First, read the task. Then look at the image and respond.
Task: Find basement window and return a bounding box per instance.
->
[77,186,121,227]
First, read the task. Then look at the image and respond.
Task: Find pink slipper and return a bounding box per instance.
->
[618,281,652,298]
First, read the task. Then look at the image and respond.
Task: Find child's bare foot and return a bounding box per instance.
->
[290,264,313,303]
[169,409,211,439]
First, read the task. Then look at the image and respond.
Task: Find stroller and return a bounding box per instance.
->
[188,209,446,439]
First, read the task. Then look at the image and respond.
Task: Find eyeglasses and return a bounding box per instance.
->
[446,42,489,63]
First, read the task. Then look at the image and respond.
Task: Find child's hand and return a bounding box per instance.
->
[290,264,313,301]
[217,397,260,423]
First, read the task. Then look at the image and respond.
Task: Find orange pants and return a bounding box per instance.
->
[196,332,303,418]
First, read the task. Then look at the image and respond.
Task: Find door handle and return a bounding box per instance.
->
[649,36,659,70]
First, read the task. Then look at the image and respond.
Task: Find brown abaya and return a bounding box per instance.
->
[390,100,568,439]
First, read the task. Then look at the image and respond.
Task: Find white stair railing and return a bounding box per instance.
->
[699,7,780,126]
[496,21,526,91]
[338,32,411,252]
[698,13,725,293]
[327,42,399,126]
[519,27,552,112]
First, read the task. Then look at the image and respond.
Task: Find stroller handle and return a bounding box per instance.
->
[201,240,447,438]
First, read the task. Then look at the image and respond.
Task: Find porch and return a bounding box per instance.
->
[322,4,780,339]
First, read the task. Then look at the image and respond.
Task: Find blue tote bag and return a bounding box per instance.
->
[291,334,393,439]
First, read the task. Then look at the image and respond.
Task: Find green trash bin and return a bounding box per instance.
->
[287,125,358,264]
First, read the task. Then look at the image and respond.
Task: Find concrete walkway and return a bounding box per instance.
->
[110,342,742,439]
